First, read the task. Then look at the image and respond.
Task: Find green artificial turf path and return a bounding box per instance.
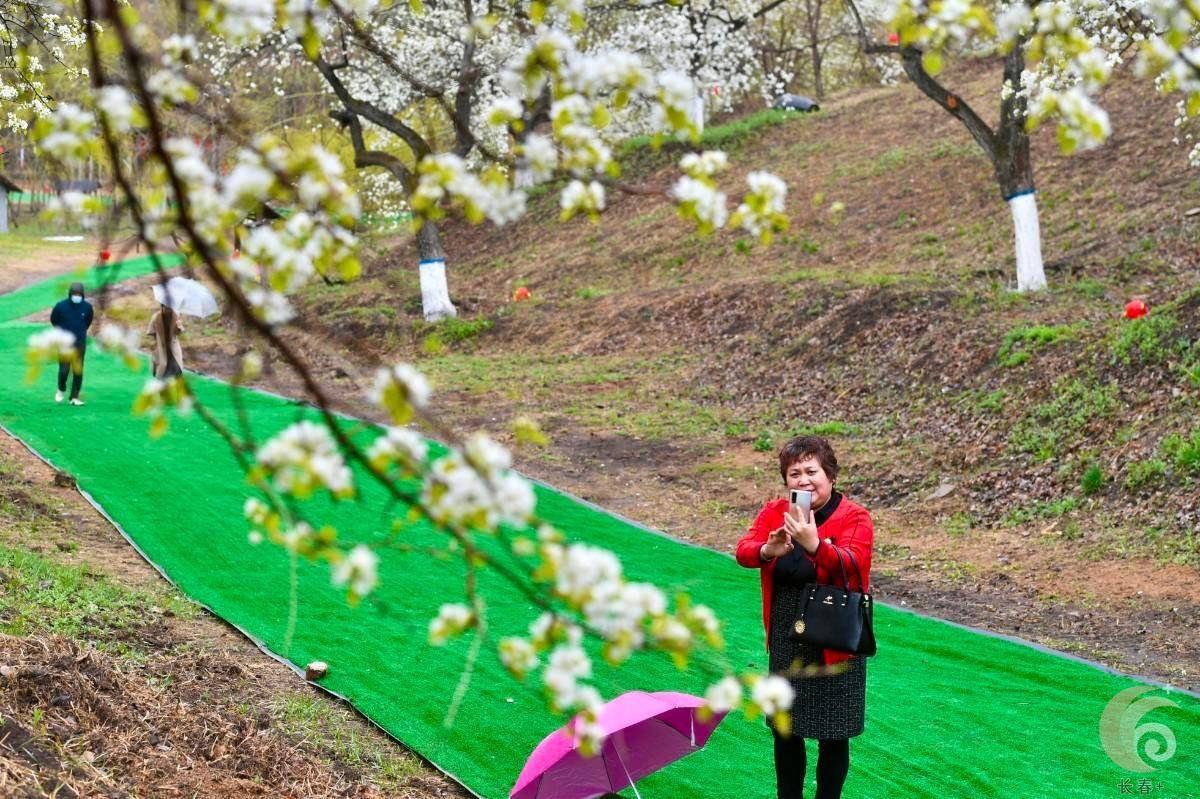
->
[1,260,1197,798]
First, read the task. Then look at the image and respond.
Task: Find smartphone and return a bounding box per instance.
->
[789,489,812,519]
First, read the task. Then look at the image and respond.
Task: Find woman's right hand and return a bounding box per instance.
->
[760,526,794,561]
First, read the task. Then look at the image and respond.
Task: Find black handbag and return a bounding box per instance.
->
[790,545,876,657]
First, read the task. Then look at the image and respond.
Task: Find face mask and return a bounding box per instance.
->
[71,295,83,304]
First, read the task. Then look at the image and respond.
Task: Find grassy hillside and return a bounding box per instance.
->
[156,57,1199,688]
[305,60,1198,554]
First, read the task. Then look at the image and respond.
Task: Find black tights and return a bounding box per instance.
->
[773,731,850,799]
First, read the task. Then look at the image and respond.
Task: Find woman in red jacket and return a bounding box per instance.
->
[736,435,874,799]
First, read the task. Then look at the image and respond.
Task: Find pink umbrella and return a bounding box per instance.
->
[510,690,728,799]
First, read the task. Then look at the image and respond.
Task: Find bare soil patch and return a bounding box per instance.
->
[0,432,468,799]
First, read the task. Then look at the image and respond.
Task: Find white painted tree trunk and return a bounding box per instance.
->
[419,259,457,322]
[0,193,8,234]
[1008,192,1047,292]
[690,94,705,135]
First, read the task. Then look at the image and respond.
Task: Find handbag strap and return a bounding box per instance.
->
[824,541,850,589]
[843,548,867,593]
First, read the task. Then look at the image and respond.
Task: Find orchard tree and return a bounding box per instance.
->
[755,0,869,99]
[847,0,1172,291]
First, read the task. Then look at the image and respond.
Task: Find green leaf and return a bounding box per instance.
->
[301,25,321,60]
[921,49,944,76]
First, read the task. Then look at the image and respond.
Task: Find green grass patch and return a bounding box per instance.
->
[1009,378,1117,461]
[272,692,427,790]
[1123,458,1167,491]
[620,108,802,156]
[997,324,1075,367]
[1162,429,1200,475]
[792,420,859,437]
[0,545,194,650]
[1002,496,1081,527]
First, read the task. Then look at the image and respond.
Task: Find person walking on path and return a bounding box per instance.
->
[736,435,875,799]
[49,281,93,405]
[147,303,184,379]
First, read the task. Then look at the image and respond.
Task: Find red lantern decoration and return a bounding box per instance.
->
[513,286,531,301]
[99,249,111,262]
[1124,299,1148,319]
[887,32,899,45]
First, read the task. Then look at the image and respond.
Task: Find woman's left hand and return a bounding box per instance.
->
[783,504,820,555]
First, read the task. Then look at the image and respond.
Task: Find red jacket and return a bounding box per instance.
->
[735,495,874,666]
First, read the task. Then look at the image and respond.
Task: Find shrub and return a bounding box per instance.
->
[753,431,774,452]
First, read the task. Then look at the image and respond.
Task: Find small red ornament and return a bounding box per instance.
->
[887,32,899,45]
[1124,299,1148,319]
[232,249,241,259]
[513,286,531,301]
[99,249,111,262]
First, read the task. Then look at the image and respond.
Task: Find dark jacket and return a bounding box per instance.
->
[50,287,94,348]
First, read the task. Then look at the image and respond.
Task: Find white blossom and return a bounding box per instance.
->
[332,544,379,597]
[751,674,795,715]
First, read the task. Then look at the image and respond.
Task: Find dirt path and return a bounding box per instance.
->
[0,246,98,295]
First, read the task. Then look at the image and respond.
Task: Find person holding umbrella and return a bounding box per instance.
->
[147,302,185,378]
[146,276,219,378]
[736,435,875,799]
[49,281,93,405]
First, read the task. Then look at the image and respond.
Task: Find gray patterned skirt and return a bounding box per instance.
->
[768,580,867,740]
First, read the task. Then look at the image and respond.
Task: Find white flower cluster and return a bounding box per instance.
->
[25,328,76,373]
[96,323,142,369]
[95,85,136,134]
[704,675,744,714]
[673,174,728,234]
[369,363,431,425]
[255,420,354,499]
[412,153,527,226]
[560,179,606,221]
[421,448,536,530]
[35,102,95,162]
[428,602,474,644]
[332,544,380,598]
[367,426,429,475]
[652,69,700,141]
[732,171,789,241]
[498,636,540,678]
[751,674,795,716]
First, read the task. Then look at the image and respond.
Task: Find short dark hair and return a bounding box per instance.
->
[778,435,839,482]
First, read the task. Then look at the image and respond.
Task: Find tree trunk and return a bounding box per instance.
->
[994,44,1046,292]
[416,220,457,322]
[691,93,705,134]
[896,38,1048,292]
[811,43,824,98]
[1007,192,1046,291]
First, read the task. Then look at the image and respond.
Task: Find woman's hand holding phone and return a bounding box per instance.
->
[783,503,820,555]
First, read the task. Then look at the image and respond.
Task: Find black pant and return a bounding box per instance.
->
[773,731,850,799]
[57,345,85,400]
